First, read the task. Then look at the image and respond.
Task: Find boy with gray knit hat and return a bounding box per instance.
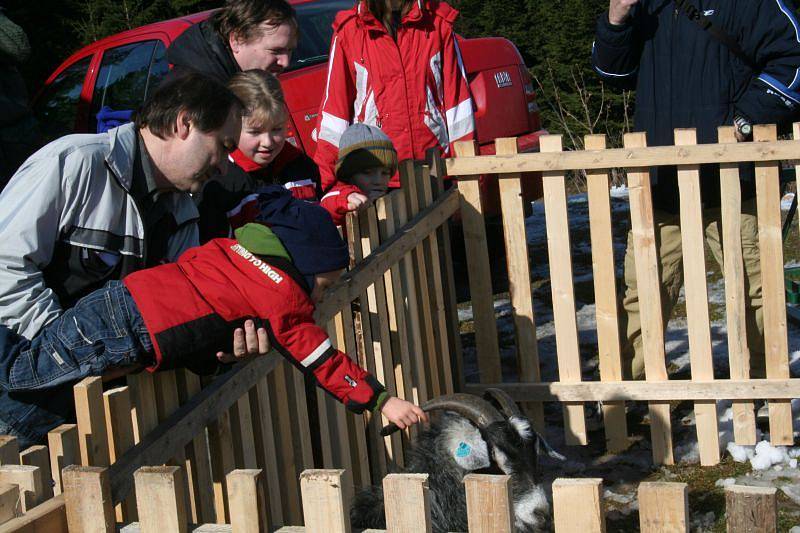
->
[320,123,398,224]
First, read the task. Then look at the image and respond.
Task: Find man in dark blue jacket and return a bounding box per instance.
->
[593,0,800,380]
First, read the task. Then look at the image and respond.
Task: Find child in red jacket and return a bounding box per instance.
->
[0,186,425,446]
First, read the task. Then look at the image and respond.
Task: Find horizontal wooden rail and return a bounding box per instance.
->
[465,379,800,401]
[446,139,800,176]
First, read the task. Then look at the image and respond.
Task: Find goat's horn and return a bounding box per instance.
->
[482,388,522,418]
[420,393,504,429]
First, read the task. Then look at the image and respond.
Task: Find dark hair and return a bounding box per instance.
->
[367,0,414,36]
[134,73,242,139]
[214,0,297,44]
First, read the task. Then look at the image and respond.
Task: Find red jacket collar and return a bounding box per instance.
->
[230,142,303,177]
[353,0,428,32]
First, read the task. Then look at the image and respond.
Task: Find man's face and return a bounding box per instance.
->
[230,22,297,74]
[164,107,242,193]
[239,115,287,166]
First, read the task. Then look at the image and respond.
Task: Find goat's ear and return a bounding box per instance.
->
[534,431,566,461]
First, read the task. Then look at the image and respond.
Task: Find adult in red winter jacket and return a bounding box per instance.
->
[313,0,475,192]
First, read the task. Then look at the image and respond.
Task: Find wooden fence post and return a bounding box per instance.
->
[47,424,79,495]
[0,483,20,524]
[725,485,777,533]
[753,125,794,445]
[19,445,53,500]
[300,469,352,533]
[453,142,502,382]
[0,465,44,512]
[134,466,189,533]
[464,474,513,533]
[62,465,115,532]
[103,386,137,521]
[552,478,605,533]
[718,126,757,445]
[74,376,111,467]
[0,436,18,465]
[494,138,544,432]
[623,132,674,465]
[638,482,688,533]
[383,473,432,533]
[675,128,720,466]
[540,134,587,446]
[227,469,268,533]
[584,134,628,453]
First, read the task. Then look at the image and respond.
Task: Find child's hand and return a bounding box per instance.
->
[380,397,428,430]
[346,192,368,211]
[217,319,271,363]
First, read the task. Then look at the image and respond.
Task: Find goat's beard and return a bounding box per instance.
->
[513,484,551,532]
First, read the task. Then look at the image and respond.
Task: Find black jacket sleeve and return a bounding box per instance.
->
[591,10,642,90]
[735,0,800,125]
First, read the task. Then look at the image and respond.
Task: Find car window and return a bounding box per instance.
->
[91,40,168,133]
[33,56,92,143]
[290,0,355,71]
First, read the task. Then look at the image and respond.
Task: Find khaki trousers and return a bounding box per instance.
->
[620,199,765,380]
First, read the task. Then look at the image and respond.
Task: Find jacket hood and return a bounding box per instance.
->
[167,20,240,84]
[335,0,458,32]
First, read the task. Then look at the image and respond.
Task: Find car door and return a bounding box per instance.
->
[32,54,95,143]
[89,37,170,133]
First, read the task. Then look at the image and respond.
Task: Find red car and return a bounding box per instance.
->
[33,0,546,213]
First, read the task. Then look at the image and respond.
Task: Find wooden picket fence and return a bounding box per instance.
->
[452,125,800,466]
[0,160,461,531]
[57,464,784,532]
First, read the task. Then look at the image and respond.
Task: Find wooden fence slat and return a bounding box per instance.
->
[348,210,388,478]
[623,132,674,465]
[74,377,111,467]
[540,134,587,446]
[0,484,19,525]
[127,371,159,443]
[0,494,67,532]
[226,469,267,533]
[445,139,800,176]
[417,165,454,396]
[324,316,356,476]
[360,207,403,464]
[47,424,78,496]
[584,134,628,452]
[250,378,284,527]
[390,188,429,407]
[300,469,351,533]
[208,406,236,524]
[494,138,544,431]
[134,466,189,533]
[0,438,18,466]
[375,194,415,419]
[103,386,137,521]
[796,123,800,244]
[725,485,777,533]
[268,364,303,524]
[0,465,43,512]
[426,147,464,393]
[753,125,794,445]
[638,482,688,533]
[718,126,757,445]
[552,478,605,533]
[402,163,442,399]
[19,446,52,503]
[453,141,502,382]
[62,465,114,533]
[230,394,259,470]
[464,474,513,533]
[383,473,431,533]
[675,128,720,466]
[177,370,217,525]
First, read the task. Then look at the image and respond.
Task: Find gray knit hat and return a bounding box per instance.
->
[335,123,398,181]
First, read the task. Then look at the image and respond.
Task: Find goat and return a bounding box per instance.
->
[351,389,560,532]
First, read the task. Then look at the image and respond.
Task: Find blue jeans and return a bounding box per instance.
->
[0,281,152,447]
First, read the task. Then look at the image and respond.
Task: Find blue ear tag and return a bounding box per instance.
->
[456,442,472,458]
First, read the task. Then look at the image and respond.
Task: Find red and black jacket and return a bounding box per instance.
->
[123,238,384,413]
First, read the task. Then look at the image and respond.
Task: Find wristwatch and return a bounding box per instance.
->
[733,114,753,139]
